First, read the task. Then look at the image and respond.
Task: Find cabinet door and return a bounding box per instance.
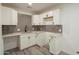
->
[20,34,36,50]
[40,12,49,25]
[39,14,44,25]
[32,15,40,25]
[29,34,36,46]
[12,10,17,25]
[40,9,60,25]
[53,9,60,25]
[36,33,46,46]
[2,7,17,25]
[20,34,31,50]
[40,11,54,25]
[49,38,56,54]
[55,36,62,54]
[48,11,53,17]
[44,21,54,25]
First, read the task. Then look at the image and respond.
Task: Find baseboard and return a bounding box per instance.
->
[49,52,54,55]
[58,51,70,55]
[21,44,41,50]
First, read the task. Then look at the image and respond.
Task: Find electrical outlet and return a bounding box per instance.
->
[76,51,79,54]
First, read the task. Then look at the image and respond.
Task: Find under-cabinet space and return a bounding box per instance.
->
[2,25,17,35]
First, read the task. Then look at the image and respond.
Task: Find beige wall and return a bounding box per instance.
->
[17,14,32,32]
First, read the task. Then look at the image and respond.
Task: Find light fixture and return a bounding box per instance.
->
[27,3,32,9]
[28,3,32,6]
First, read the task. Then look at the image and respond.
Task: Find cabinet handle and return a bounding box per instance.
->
[28,36,30,39]
[49,36,56,42]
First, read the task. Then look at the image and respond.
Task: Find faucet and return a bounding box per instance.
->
[24,25,27,32]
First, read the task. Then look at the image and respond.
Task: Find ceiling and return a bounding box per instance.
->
[2,3,58,14]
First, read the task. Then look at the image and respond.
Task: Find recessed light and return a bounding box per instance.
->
[28,3,32,6]
[27,3,32,9]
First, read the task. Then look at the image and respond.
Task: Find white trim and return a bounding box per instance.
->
[18,11,32,16]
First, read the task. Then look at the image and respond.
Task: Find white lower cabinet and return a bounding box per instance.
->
[49,38,56,54]
[36,33,46,46]
[20,32,47,50]
[20,33,35,50]
[29,34,36,45]
[20,32,62,55]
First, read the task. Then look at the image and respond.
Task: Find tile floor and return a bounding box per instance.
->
[4,45,53,55]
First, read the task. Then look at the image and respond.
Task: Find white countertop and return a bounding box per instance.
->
[2,32,22,38]
[2,31,62,38]
[2,31,43,38]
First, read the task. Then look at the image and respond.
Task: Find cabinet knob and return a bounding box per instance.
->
[28,36,30,39]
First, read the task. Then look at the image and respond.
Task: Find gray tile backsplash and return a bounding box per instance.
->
[45,25,62,33]
[32,25,62,33]
[16,14,32,32]
[2,25,17,35]
[2,25,62,35]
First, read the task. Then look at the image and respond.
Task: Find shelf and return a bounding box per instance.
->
[43,16,53,21]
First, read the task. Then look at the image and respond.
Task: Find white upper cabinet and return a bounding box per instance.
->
[32,9,60,25]
[2,7,17,25]
[53,9,60,25]
[40,11,54,25]
[40,13,47,25]
[40,9,60,25]
[32,15,40,25]
[48,11,53,17]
